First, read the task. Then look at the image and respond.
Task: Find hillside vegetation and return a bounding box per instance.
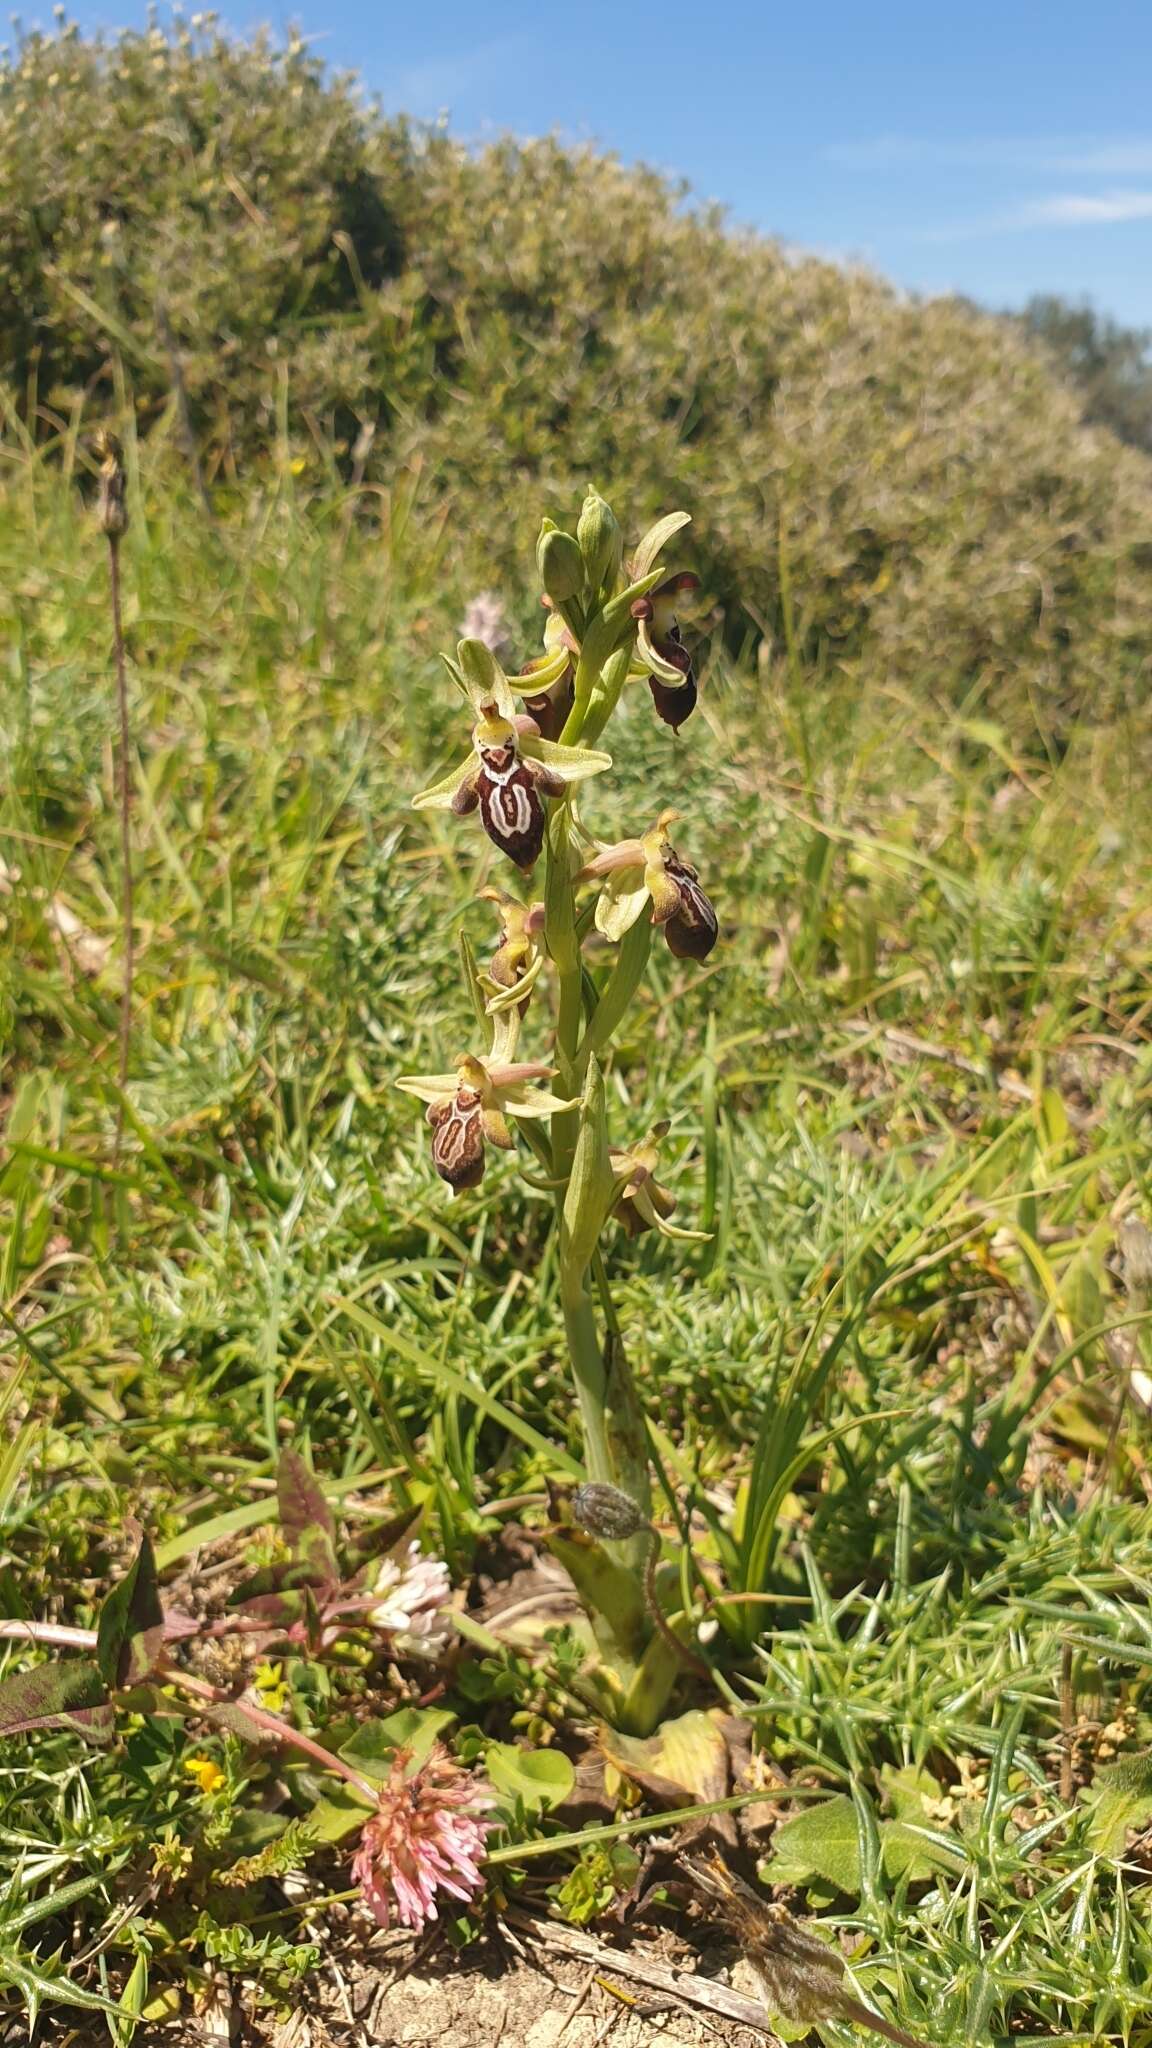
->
[3,17,1151,722]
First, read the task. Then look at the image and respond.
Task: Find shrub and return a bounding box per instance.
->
[3,18,1151,718]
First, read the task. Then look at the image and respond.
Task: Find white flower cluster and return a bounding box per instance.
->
[368,1542,454,1657]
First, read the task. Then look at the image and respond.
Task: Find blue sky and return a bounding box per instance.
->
[65,0,1152,327]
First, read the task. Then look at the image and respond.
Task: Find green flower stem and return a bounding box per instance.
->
[560,638,603,746]
[559,1269,612,1485]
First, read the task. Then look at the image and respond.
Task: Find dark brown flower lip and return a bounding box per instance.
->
[662,853,718,959]
[648,661,698,732]
[427,1089,486,1190]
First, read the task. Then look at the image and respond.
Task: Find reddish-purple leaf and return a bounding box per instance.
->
[0,1659,114,1742]
[96,1521,166,1687]
[233,1590,309,1629]
[344,1503,423,1581]
[277,1450,338,1584]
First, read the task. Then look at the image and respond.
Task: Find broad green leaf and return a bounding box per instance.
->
[96,1524,165,1687]
[484,1742,575,1813]
[769,1789,963,1891]
[308,1783,375,1843]
[339,1706,456,1780]
[767,1794,860,1891]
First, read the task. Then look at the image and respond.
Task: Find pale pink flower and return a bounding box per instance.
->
[458,591,511,657]
[351,1745,494,1932]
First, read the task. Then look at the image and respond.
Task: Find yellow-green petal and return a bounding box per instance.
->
[595,867,651,942]
[411,754,478,811]
[500,1084,580,1119]
[395,1072,459,1104]
[523,735,612,784]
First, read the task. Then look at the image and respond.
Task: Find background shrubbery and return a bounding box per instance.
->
[2,16,1150,722]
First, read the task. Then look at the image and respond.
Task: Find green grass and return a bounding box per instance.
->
[2,439,1152,2041]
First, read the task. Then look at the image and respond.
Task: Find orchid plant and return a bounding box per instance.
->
[399,493,717,1734]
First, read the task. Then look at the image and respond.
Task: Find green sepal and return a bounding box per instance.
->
[456,638,514,715]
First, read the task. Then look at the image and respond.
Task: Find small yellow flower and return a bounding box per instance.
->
[253,1660,289,1713]
[184,1756,226,1796]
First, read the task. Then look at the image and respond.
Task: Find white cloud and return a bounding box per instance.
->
[1020,190,1152,225]
[824,136,1152,176]
[385,35,527,118]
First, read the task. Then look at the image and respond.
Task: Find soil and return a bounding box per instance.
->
[34,1928,774,2048]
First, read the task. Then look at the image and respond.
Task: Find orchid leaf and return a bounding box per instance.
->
[485,1742,574,1814]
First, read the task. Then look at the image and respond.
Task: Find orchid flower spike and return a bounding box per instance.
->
[581,809,719,961]
[412,638,610,870]
[396,1049,577,1193]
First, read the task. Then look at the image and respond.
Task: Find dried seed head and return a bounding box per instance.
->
[93,429,128,538]
[570,1481,649,1541]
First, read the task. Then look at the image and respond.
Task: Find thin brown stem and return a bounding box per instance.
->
[172,1668,378,1799]
[642,1527,711,1683]
[108,531,134,1163]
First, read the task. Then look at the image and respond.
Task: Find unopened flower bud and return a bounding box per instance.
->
[94,430,128,538]
[536,523,585,604]
[570,1481,648,1541]
[577,490,622,591]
